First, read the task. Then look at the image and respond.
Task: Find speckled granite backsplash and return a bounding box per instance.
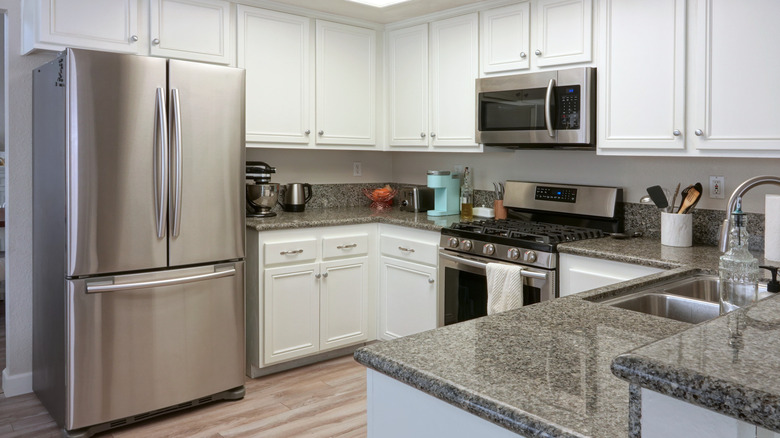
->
[306,184,766,251]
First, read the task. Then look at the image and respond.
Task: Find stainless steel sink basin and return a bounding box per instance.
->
[594,275,771,324]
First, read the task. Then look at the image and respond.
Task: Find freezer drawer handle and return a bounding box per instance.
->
[280,249,304,255]
[86,267,236,293]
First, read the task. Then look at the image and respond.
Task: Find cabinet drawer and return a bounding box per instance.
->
[322,234,369,259]
[264,239,317,265]
[380,235,437,266]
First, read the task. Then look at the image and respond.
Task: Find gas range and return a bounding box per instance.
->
[438,181,623,270]
[440,219,605,269]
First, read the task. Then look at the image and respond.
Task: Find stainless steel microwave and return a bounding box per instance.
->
[476,67,595,149]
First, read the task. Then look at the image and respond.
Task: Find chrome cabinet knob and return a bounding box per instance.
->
[535,49,542,56]
[322,272,328,278]
[673,129,681,136]
[428,278,435,284]
[315,273,321,279]
[695,129,703,136]
[305,129,311,135]
[318,130,324,135]
[130,35,139,42]
[420,132,426,138]
[520,52,527,58]
[152,38,160,45]
[430,132,436,138]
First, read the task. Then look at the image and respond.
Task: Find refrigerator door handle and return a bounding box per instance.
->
[154,87,168,239]
[86,266,236,294]
[171,88,183,238]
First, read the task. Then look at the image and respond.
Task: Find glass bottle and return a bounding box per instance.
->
[460,167,473,221]
[719,202,759,315]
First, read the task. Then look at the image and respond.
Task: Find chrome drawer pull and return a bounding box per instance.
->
[398,246,415,253]
[280,249,304,255]
[337,243,358,249]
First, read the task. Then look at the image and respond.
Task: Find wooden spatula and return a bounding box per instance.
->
[678,187,701,214]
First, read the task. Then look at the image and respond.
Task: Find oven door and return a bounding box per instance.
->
[438,249,555,326]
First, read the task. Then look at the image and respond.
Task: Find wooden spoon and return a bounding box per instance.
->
[678,187,701,214]
[677,185,693,213]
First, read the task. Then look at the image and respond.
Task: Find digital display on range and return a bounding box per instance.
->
[535,186,577,203]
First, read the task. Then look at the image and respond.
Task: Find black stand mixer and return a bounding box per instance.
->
[246,161,279,217]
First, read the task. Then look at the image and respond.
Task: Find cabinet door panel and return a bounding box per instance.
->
[30,0,139,54]
[387,24,429,148]
[264,263,319,365]
[429,13,479,147]
[379,257,437,340]
[316,20,376,146]
[598,0,686,150]
[238,6,312,144]
[481,2,530,74]
[692,0,780,150]
[535,0,592,67]
[150,0,230,64]
[320,258,369,350]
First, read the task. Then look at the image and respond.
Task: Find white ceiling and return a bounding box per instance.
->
[267,0,484,24]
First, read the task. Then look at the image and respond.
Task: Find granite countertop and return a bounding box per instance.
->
[247,207,780,435]
[245,206,460,232]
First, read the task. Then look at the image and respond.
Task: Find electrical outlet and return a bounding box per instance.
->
[710,176,725,199]
[353,162,362,177]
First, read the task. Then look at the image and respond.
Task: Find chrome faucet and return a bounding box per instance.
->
[719,175,780,252]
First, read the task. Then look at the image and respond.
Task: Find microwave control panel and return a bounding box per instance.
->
[556,85,580,130]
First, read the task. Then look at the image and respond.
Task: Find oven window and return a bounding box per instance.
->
[478,88,547,131]
[444,266,543,325]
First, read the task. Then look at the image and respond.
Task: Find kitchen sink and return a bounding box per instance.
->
[594,275,771,324]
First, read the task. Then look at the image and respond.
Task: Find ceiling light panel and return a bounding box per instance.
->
[345,0,411,7]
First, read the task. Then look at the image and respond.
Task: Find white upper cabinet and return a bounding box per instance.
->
[386,14,481,151]
[690,0,780,152]
[23,0,140,54]
[534,0,592,67]
[387,24,429,148]
[429,13,480,148]
[315,20,377,147]
[480,2,531,74]
[598,0,686,151]
[149,0,231,64]
[238,6,312,144]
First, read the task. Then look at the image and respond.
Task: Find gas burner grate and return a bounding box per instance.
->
[451,219,603,245]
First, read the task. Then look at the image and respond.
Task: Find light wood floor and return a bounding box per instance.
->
[0,353,367,438]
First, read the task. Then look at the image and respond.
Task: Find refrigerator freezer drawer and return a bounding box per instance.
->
[66,262,245,430]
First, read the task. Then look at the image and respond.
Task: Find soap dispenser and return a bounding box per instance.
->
[719,199,760,314]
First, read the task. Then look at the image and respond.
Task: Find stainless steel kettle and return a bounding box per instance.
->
[280,183,313,212]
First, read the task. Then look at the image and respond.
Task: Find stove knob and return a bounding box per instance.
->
[448,237,459,248]
[461,240,473,251]
[524,250,537,263]
[507,248,520,260]
[483,244,495,255]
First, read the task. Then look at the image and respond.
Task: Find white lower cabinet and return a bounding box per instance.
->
[378,225,440,340]
[247,224,375,371]
[379,257,437,340]
[559,253,663,297]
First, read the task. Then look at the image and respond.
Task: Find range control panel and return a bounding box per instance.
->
[535,186,577,203]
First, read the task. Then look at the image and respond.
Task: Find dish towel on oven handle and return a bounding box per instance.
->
[486,263,524,315]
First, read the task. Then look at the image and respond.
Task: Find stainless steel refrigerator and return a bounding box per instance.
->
[32,48,246,437]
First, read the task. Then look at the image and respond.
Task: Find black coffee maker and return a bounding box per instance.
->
[246,161,279,217]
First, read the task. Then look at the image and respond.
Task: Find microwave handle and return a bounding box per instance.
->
[544,78,556,138]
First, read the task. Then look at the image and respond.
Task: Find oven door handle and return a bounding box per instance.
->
[438,251,548,280]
